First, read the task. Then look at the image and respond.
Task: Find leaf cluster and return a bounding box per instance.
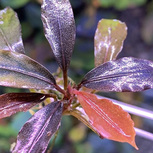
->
[0,0,153,152]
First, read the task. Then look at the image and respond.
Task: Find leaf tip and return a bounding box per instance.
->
[130,140,139,150]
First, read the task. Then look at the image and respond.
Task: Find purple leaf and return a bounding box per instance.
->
[0,93,49,119]
[80,57,153,92]
[41,0,76,71]
[0,50,56,89]
[13,101,63,153]
[0,7,25,53]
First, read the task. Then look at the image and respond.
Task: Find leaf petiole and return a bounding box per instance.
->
[63,70,68,90]
[54,84,66,96]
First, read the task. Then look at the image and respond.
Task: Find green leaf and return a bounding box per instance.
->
[0,0,30,9]
[0,50,56,89]
[0,7,25,53]
[94,19,127,67]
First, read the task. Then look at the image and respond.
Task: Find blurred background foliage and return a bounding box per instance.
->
[0,0,153,152]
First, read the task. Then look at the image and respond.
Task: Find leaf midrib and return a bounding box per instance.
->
[0,65,54,87]
[0,27,13,51]
[57,6,66,71]
[28,102,61,153]
[82,94,130,137]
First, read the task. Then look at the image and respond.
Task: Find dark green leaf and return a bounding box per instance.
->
[41,0,76,71]
[0,50,56,89]
[0,7,25,53]
[13,101,63,153]
[0,93,49,119]
[94,19,127,66]
[81,57,153,92]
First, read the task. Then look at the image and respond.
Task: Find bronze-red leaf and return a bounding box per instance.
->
[73,90,138,149]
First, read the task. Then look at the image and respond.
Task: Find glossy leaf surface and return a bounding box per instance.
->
[81,57,153,92]
[13,101,63,153]
[69,105,101,137]
[0,93,49,119]
[73,90,138,149]
[0,50,56,89]
[94,19,127,67]
[0,7,25,53]
[41,0,76,71]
